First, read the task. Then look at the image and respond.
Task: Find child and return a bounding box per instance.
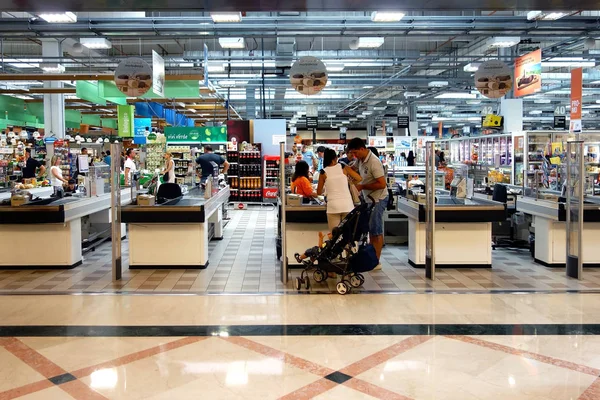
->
[295,231,332,263]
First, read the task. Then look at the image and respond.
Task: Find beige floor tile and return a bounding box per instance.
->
[15,386,76,400]
[0,347,47,392]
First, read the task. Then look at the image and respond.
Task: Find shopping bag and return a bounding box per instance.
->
[349,244,379,273]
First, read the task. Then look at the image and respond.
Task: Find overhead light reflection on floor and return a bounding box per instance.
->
[90,368,119,389]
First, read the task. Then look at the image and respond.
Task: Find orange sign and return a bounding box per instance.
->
[438,121,443,138]
[570,67,582,133]
[514,49,542,97]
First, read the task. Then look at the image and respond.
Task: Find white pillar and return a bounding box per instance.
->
[500,98,523,133]
[42,39,65,138]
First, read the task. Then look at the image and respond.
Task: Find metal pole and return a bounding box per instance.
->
[425,140,436,280]
[111,143,123,281]
[566,141,584,280]
[280,142,287,284]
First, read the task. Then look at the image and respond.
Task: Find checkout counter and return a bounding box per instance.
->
[0,189,131,269]
[396,175,506,268]
[121,186,229,269]
[517,193,600,267]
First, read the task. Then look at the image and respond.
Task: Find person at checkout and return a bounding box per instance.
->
[65,179,78,194]
[291,160,317,201]
[195,145,230,186]
[21,148,46,180]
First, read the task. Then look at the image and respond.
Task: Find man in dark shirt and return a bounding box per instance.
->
[195,145,229,184]
[22,148,46,179]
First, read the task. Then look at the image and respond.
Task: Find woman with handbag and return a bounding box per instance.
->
[317,148,362,231]
[161,152,175,183]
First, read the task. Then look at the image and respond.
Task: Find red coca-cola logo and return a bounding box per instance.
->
[263,190,278,198]
[238,203,245,209]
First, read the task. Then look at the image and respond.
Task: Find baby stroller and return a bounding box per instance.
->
[294,196,379,294]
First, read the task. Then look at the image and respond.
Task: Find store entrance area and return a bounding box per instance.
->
[1,208,600,294]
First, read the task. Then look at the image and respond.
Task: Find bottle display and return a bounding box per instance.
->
[228,148,262,203]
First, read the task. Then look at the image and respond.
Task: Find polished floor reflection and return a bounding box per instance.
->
[0,293,600,399]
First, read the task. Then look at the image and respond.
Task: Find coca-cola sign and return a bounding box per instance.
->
[263,189,278,198]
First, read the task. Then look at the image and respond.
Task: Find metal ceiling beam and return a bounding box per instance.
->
[0,73,203,81]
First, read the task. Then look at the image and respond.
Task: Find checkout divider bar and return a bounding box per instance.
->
[280,142,288,285]
[111,143,122,281]
[425,141,436,280]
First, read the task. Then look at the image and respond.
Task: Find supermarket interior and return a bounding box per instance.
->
[1,5,600,400]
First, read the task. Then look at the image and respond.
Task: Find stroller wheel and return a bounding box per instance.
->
[350,275,363,288]
[357,274,365,286]
[336,281,349,295]
[313,270,326,283]
[294,277,302,291]
[304,276,311,290]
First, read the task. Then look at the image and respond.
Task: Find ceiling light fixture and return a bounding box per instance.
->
[357,37,385,48]
[41,63,65,73]
[39,12,77,23]
[326,114,336,118]
[534,99,552,103]
[218,37,246,49]
[342,121,350,124]
[527,11,569,21]
[79,37,112,49]
[371,11,405,22]
[542,57,595,67]
[529,110,543,114]
[206,61,225,72]
[363,85,374,89]
[487,36,521,48]
[326,62,345,72]
[217,80,248,88]
[210,12,242,23]
[362,111,373,115]
[404,91,421,97]
[373,106,387,110]
[435,93,477,99]
[428,81,449,87]
[357,115,366,119]
[349,117,358,121]
[463,63,480,72]
[387,100,401,105]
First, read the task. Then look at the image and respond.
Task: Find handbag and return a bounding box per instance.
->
[349,244,379,273]
[162,172,169,182]
[348,176,361,204]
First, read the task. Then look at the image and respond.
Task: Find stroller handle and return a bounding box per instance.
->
[359,194,378,209]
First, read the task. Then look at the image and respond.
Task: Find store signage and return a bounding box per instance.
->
[165,126,227,143]
[367,136,386,147]
[114,58,152,97]
[147,133,157,141]
[514,49,542,98]
[554,116,567,130]
[570,67,583,133]
[152,50,165,97]
[474,60,512,99]
[290,56,328,96]
[43,137,57,144]
[339,132,346,140]
[306,116,318,128]
[397,115,409,129]
[134,118,151,145]
[263,188,278,199]
[117,105,135,138]
[393,136,411,152]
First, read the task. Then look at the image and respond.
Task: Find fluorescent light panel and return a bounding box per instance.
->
[218,37,246,49]
[435,93,477,99]
[357,37,385,48]
[39,12,77,23]
[387,100,401,105]
[463,63,480,72]
[527,11,569,21]
[210,12,242,23]
[534,99,551,103]
[79,37,112,49]
[428,81,448,87]
[326,62,345,72]
[371,11,405,22]
[487,36,521,48]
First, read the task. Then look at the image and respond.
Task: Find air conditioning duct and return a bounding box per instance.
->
[276,37,296,68]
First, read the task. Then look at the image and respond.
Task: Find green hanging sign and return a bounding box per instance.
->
[165,126,227,143]
[117,105,135,137]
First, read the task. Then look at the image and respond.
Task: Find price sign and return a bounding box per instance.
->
[481,105,493,115]
[554,105,567,116]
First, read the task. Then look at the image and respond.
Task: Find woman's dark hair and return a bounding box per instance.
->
[368,147,380,158]
[323,148,337,168]
[439,151,445,162]
[407,150,415,160]
[292,160,310,182]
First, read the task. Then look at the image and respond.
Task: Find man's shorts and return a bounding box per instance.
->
[368,197,389,236]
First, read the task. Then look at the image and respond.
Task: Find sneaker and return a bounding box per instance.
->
[373,263,382,271]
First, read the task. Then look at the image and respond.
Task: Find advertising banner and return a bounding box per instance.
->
[367,136,386,148]
[475,60,512,99]
[165,126,227,143]
[114,58,152,97]
[152,50,165,97]
[514,49,542,98]
[290,56,328,96]
[134,118,151,144]
[570,67,583,133]
[117,105,134,138]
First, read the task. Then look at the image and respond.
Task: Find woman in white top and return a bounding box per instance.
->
[124,148,137,186]
[49,155,68,196]
[161,152,175,183]
[317,148,363,231]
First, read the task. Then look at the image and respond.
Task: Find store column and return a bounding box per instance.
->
[41,39,66,139]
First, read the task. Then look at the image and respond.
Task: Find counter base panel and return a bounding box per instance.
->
[534,258,600,269]
[0,260,83,270]
[408,259,492,269]
[533,217,600,266]
[284,221,329,270]
[408,220,493,267]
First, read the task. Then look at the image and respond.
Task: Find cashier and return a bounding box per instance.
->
[291,160,317,199]
[22,148,46,179]
[65,179,77,194]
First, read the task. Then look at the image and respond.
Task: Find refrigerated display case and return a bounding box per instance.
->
[263,155,281,203]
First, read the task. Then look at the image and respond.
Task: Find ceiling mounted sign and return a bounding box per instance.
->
[474,60,512,99]
[289,56,328,96]
[114,57,153,97]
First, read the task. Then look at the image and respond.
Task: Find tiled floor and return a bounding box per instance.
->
[1,293,600,399]
[1,209,600,294]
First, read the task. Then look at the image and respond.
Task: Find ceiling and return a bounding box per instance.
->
[1,11,600,131]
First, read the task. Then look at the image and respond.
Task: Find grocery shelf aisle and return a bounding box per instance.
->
[1,209,600,294]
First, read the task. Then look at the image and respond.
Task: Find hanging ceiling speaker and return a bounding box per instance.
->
[348,39,359,50]
[71,42,84,54]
